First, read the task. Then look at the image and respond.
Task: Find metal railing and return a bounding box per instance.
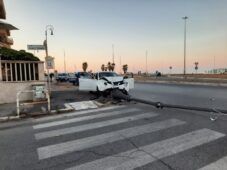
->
[16,89,50,117]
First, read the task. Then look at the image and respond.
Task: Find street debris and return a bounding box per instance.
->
[68,101,98,110]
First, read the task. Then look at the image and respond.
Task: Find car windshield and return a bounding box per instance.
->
[78,72,91,78]
[58,73,67,76]
[99,72,118,78]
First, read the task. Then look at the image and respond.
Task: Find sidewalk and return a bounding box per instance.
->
[135,77,227,87]
[0,82,95,118]
[0,103,17,117]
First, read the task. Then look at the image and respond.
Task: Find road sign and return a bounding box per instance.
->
[45,56,55,69]
[27,45,45,50]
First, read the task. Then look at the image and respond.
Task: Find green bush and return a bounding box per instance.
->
[0,47,40,61]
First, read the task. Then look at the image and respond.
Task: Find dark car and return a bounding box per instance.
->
[69,72,91,85]
[56,73,69,82]
[155,71,162,77]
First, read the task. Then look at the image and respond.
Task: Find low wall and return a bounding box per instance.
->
[0,81,46,104]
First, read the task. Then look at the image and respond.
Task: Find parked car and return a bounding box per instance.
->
[56,73,69,82]
[79,71,134,93]
[69,72,92,85]
[155,71,162,77]
[123,72,134,79]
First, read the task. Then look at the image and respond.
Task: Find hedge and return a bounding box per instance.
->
[0,47,40,61]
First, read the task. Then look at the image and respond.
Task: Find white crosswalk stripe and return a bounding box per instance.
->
[37,119,185,160]
[33,106,226,169]
[33,108,139,129]
[34,112,158,140]
[198,156,227,170]
[66,129,225,170]
[33,105,126,123]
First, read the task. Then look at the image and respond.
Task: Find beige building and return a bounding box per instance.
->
[0,0,17,48]
[0,60,45,104]
[0,0,46,104]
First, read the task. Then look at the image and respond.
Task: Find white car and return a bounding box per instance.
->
[79,72,134,93]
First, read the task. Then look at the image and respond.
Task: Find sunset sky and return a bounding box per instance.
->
[4,0,227,73]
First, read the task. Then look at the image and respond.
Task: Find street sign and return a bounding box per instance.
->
[27,45,45,50]
[45,56,55,69]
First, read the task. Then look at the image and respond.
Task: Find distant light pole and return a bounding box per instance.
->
[112,44,115,64]
[64,50,66,73]
[119,56,122,74]
[182,16,188,76]
[44,25,54,94]
[145,50,148,75]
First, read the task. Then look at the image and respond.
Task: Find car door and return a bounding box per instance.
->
[79,78,97,91]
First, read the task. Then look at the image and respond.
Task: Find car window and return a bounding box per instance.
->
[99,72,118,78]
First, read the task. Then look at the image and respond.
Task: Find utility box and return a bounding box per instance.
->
[32,84,46,101]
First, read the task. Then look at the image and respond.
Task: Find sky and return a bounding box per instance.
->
[4,0,227,73]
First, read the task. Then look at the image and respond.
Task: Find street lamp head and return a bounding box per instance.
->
[182,16,188,20]
[46,25,54,35]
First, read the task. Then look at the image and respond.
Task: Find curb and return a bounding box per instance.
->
[51,103,75,113]
[135,80,227,87]
[0,116,20,122]
[0,104,75,122]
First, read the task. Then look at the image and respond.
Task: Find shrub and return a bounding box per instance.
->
[0,47,40,61]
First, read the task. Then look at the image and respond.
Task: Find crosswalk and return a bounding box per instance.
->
[32,105,227,170]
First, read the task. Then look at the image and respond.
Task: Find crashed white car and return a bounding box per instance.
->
[79,72,134,94]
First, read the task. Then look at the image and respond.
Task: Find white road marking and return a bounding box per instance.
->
[35,112,158,140]
[66,129,225,170]
[33,108,139,130]
[198,156,227,170]
[37,119,185,160]
[33,105,126,123]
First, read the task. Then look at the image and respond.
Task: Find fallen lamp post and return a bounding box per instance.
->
[111,89,227,115]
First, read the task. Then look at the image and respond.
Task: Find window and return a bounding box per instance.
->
[12,63,16,81]
[7,63,11,81]
[26,63,30,80]
[35,63,39,80]
[1,63,6,81]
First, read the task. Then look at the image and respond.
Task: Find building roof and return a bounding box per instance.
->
[0,20,18,30]
[0,0,6,19]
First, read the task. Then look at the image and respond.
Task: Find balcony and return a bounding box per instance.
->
[6,37,13,45]
[0,35,13,48]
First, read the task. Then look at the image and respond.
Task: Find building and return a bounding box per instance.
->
[207,68,227,74]
[0,0,17,48]
[0,59,45,104]
[0,0,6,19]
[0,0,45,104]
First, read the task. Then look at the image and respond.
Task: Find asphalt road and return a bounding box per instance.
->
[1,101,227,170]
[131,82,227,111]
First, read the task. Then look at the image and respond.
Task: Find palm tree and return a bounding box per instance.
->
[101,64,105,71]
[107,62,112,71]
[82,62,88,72]
[122,64,128,74]
[111,63,115,71]
[104,66,108,71]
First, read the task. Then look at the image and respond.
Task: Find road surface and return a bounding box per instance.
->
[1,102,227,170]
[131,82,227,110]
